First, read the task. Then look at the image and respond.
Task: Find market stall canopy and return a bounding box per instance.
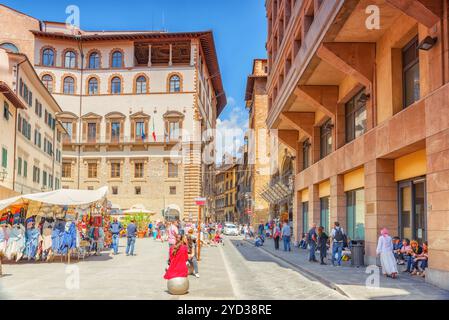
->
[123,204,155,215]
[0,186,108,211]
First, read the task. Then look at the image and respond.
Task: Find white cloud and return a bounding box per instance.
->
[215,101,248,164]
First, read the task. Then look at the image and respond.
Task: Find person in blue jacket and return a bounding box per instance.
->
[109,217,123,255]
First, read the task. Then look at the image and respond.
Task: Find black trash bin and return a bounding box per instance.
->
[351,240,365,267]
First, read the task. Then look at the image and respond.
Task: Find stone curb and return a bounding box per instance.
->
[243,239,352,299]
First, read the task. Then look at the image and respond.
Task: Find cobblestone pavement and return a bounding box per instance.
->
[0,236,345,300]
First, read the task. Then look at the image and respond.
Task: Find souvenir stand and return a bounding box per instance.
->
[102,203,112,249]
[0,187,108,264]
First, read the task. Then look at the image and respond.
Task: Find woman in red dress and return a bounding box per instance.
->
[164,235,188,280]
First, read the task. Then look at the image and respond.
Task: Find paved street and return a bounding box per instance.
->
[3,236,448,300]
[248,238,449,300]
[0,236,344,300]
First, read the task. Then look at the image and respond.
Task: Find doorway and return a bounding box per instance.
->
[398,177,426,243]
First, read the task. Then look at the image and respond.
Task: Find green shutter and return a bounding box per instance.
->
[23,161,27,178]
[1,148,7,168]
[18,157,22,175]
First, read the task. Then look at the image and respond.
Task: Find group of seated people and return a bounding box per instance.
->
[255,234,265,247]
[202,229,223,247]
[392,237,428,277]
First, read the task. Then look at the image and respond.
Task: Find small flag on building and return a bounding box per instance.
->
[152,117,156,142]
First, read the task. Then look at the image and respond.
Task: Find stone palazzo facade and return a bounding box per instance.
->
[0,4,226,221]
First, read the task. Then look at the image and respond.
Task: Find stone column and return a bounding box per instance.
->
[147,44,152,67]
[335,103,346,149]
[364,159,398,266]
[296,140,304,173]
[330,174,346,230]
[312,126,321,164]
[295,190,303,242]
[426,128,449,290]
[309,184,320,228]
[190,42,196,66]
[292,188,299,242]
[169,44,173,66]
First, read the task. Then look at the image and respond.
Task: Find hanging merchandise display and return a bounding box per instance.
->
[0,224,10,253]
[5,224,25,262]
[0,187,109,263]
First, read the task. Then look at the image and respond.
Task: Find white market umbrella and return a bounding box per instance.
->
[123,204,155,215]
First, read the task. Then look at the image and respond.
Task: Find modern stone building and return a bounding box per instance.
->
[0,4,226,221]
[266,0,449,290]
[0,47,64,198]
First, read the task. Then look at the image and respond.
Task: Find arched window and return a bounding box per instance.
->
[42,48,55,66]
[64,50,76,68]
[111,51,123,68]
[169,75,181,93]
[88,77,99,95]
[135,76,147,94]
[41,74,53,92]
[0,42,19,53]
[111,77,121,94]
[88,52,100,69]
[63,76,75,94]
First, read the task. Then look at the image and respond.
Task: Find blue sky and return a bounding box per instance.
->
[2,0,267,161]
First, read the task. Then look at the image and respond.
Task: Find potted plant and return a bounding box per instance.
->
[135,212,151,238]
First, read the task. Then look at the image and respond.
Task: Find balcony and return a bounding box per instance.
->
[266,0,345,128]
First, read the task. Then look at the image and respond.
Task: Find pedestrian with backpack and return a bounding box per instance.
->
[331,222,346,266]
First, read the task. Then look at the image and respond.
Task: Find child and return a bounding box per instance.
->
[392,236,403,264]
[255,235,264,247]
[212,231,222,246]
[398,238,411,266]
[299,233,308,249]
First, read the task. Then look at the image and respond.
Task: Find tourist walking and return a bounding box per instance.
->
[148,221,153,238]
[258,222,264,236]
[281,220,291,252]
[243,224,249,239]
[331,222,346,266]
[179,220,185,236]
[168,221,179,248]
[126,220,137,256]
[187,229,200,278]
[376,228,398,278]
[317,226,329,265]
[273,223,281,250]
[307,223,318,262]
[109,218,123,255]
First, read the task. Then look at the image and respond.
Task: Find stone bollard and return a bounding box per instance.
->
[167,277,189,295]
